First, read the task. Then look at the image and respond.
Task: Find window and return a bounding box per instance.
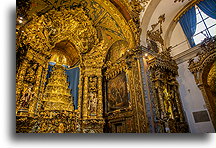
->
[193,6,216,45]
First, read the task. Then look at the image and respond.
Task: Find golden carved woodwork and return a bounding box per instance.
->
[43,64,74,111]
[103,47,148,133]
[18,8,98,56]
[207,63,216,94]
[17,0,138,49]
[16,6,108,132]
[118,0,151,22]
[51,41,80,66]
[36,63,78,133]
[16,0,189,133]
[106,40,129,63]
[147,14,165,51]
[188,37,216,130]
[17,4,122,132]
[143,46,189,133]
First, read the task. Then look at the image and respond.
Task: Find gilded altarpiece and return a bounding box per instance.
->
[103,48,148,133]
[16,0,151,133]
[16,6,106,133]
[141,12,189,132]
[188,37,216,130]
[141,47,189,133]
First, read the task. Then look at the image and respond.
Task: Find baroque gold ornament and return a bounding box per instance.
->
[16,0,190,133]
[188,37,216,130]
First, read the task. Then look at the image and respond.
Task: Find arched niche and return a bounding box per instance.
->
[103,40,129,113]
[50,40,80,67]
[105,40,129,63]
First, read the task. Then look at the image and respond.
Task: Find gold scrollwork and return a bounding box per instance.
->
[188,38,216,129]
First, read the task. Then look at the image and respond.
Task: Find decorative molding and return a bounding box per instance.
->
[173,44,202,64]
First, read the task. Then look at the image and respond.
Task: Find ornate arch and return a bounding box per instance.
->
[188,38,216,130]
[105,40,129,63]
[16,7,108,133]
[17,8,100,65]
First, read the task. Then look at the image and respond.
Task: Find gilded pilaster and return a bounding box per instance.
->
[28,65,43,116]
[82,76,89,119]
[132,58,148,133]
[77,74,83,117]
[97,76,103,118]
[198,85,215,127]
[36,63,49,112]
[16,59,29,108]
[173,85,184,122]
[129,65,140,132]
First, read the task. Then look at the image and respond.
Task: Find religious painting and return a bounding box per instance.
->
[107,72,129,112]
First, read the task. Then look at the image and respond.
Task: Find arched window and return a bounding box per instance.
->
[179,0,216,47]
[193,6,216,45]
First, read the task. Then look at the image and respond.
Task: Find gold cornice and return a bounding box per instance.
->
[173,0,204,22]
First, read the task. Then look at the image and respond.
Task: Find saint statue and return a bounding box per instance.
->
[88,92,98,114]
[19,85,35,109]
[163,86,174,119]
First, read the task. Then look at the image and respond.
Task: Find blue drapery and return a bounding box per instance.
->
[47,63,80,110]
[179,6,197,47]
[66,67,80,110]
[197,0,216,19]
[46,64,53,79]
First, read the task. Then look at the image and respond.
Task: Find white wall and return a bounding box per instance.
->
[177,61,215,133]
[170,23,190,57]
[163,15,215,133]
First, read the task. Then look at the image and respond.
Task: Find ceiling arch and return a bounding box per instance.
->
[17,0,136,50]
[140,0,189,48]
[140,0,161,46]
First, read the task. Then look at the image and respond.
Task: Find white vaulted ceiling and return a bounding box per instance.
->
[140,0,190,48]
